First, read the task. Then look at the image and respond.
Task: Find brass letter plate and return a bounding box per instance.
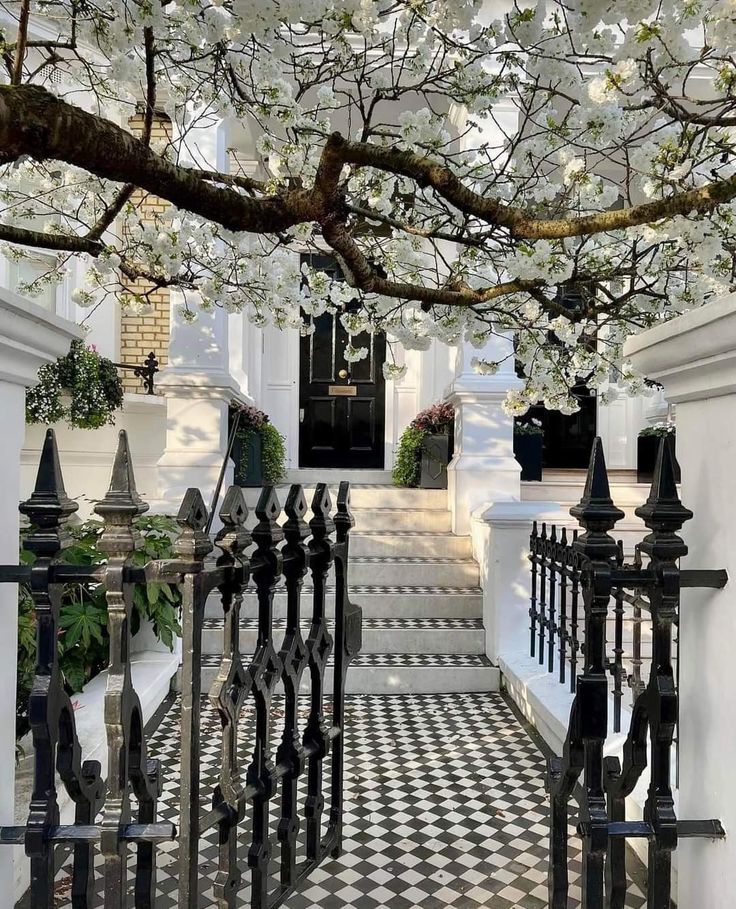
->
[329,385,357,396]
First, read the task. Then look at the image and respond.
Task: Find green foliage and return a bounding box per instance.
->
[514,419,544,436]
[393,400,454,487]
[392,426,427,487]
[16,515,182,742]
[235,423,286,484]
[639,423,676,438]
[260,422,286,483]
[26,340,124,430]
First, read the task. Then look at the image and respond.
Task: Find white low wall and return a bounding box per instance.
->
[21,393,167,518]
[625,291,736,909]
[0,289,83,908]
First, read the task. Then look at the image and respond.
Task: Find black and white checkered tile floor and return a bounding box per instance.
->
[202,617,483,631]
[138,693,646,909]
[199,652,494,669]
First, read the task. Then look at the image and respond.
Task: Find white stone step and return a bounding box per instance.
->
[350,556,479,587]
[285,468,393,485]
[198,654,500,694]
[204,587,483,620]
[349,532,472,559]
[350,507,452,533]
[237,485,449,511]
[521,478,652,508]
[200,617,485,656]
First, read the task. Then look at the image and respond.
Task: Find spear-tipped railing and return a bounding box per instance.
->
[0,430,362,909]
[545,436,727,909]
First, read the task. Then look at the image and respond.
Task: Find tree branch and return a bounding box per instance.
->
[321,215,539,307]
[0,223,102,254]
[11,0,31,86]
[325,133,736,240]
[0,84,313,234]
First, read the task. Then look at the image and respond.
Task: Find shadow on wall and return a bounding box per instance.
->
[21,395,167,518]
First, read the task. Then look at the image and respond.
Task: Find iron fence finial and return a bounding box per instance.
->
[19,428,77,555]
[335,481,355,541]
[215,485,250,560]
[636,435,693,541]
[175,487,213,562]
[94,430,148,553]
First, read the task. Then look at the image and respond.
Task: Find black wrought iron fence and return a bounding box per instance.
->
[545,435,727,909]
[0,428,361,909]
[530,527,661,733]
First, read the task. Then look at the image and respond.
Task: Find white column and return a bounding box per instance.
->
[445,334,521,534]
[624,291,736,909]
[156,296,247,506]
[0,288,82,905]
[596,389,647,469]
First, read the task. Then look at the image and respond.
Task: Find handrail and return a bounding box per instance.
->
[206,407,242,534]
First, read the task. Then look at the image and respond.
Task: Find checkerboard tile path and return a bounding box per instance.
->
[202,617,482,631]
[35,693,647,907]
[139,692,646,909]
[199,652,494,669]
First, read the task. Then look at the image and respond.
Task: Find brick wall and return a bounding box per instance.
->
[119,113,172,392]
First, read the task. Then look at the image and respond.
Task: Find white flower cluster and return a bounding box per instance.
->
[5,0,736,415]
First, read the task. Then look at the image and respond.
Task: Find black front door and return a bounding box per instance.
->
[299,262,386,469]
[523,384,597,469]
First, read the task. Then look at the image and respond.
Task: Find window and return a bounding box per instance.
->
[6,253,59,313]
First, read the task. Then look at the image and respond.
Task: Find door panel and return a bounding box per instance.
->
[310,397,338,454]
[347,397,376,452]
[299,258,386,468]
[523,385,597,470]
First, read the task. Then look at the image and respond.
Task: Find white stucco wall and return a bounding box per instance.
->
[21,394,167,517]
[625,291,736,909]
[0,289,83,908]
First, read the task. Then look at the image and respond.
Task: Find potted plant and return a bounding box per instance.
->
[26,340,124,429]
[514,419,544,481]
[230,404,286,486]
[393,401,454,489]
[637,423,679,484]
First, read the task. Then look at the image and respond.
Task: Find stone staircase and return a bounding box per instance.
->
[200,470,500,694]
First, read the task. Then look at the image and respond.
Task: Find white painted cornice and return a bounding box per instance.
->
[624,293,736,403]
[0,287,83,386]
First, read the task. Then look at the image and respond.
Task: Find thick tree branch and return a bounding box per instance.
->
[321,215,539,307]
[0,223,102,254]
[324,133,736,240]
[0,84,313,233]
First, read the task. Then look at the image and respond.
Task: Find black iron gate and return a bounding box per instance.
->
[0,428,362,908]
[543,435,726,908]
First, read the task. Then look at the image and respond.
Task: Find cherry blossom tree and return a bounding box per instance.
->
[2,0,736,412]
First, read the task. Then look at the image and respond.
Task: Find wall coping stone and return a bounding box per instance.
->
[624,292,736,402]
[0,287,83,387]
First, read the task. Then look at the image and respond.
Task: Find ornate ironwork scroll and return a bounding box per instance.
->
[546,436,727,908]
[113,350,159,395]
[0,437,361,909]
[19,429,105,908]
[95,431,164,907]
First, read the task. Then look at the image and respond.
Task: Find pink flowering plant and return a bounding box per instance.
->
[394,401,455,487]
[233,403,269,431]
[411,402,455,435]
